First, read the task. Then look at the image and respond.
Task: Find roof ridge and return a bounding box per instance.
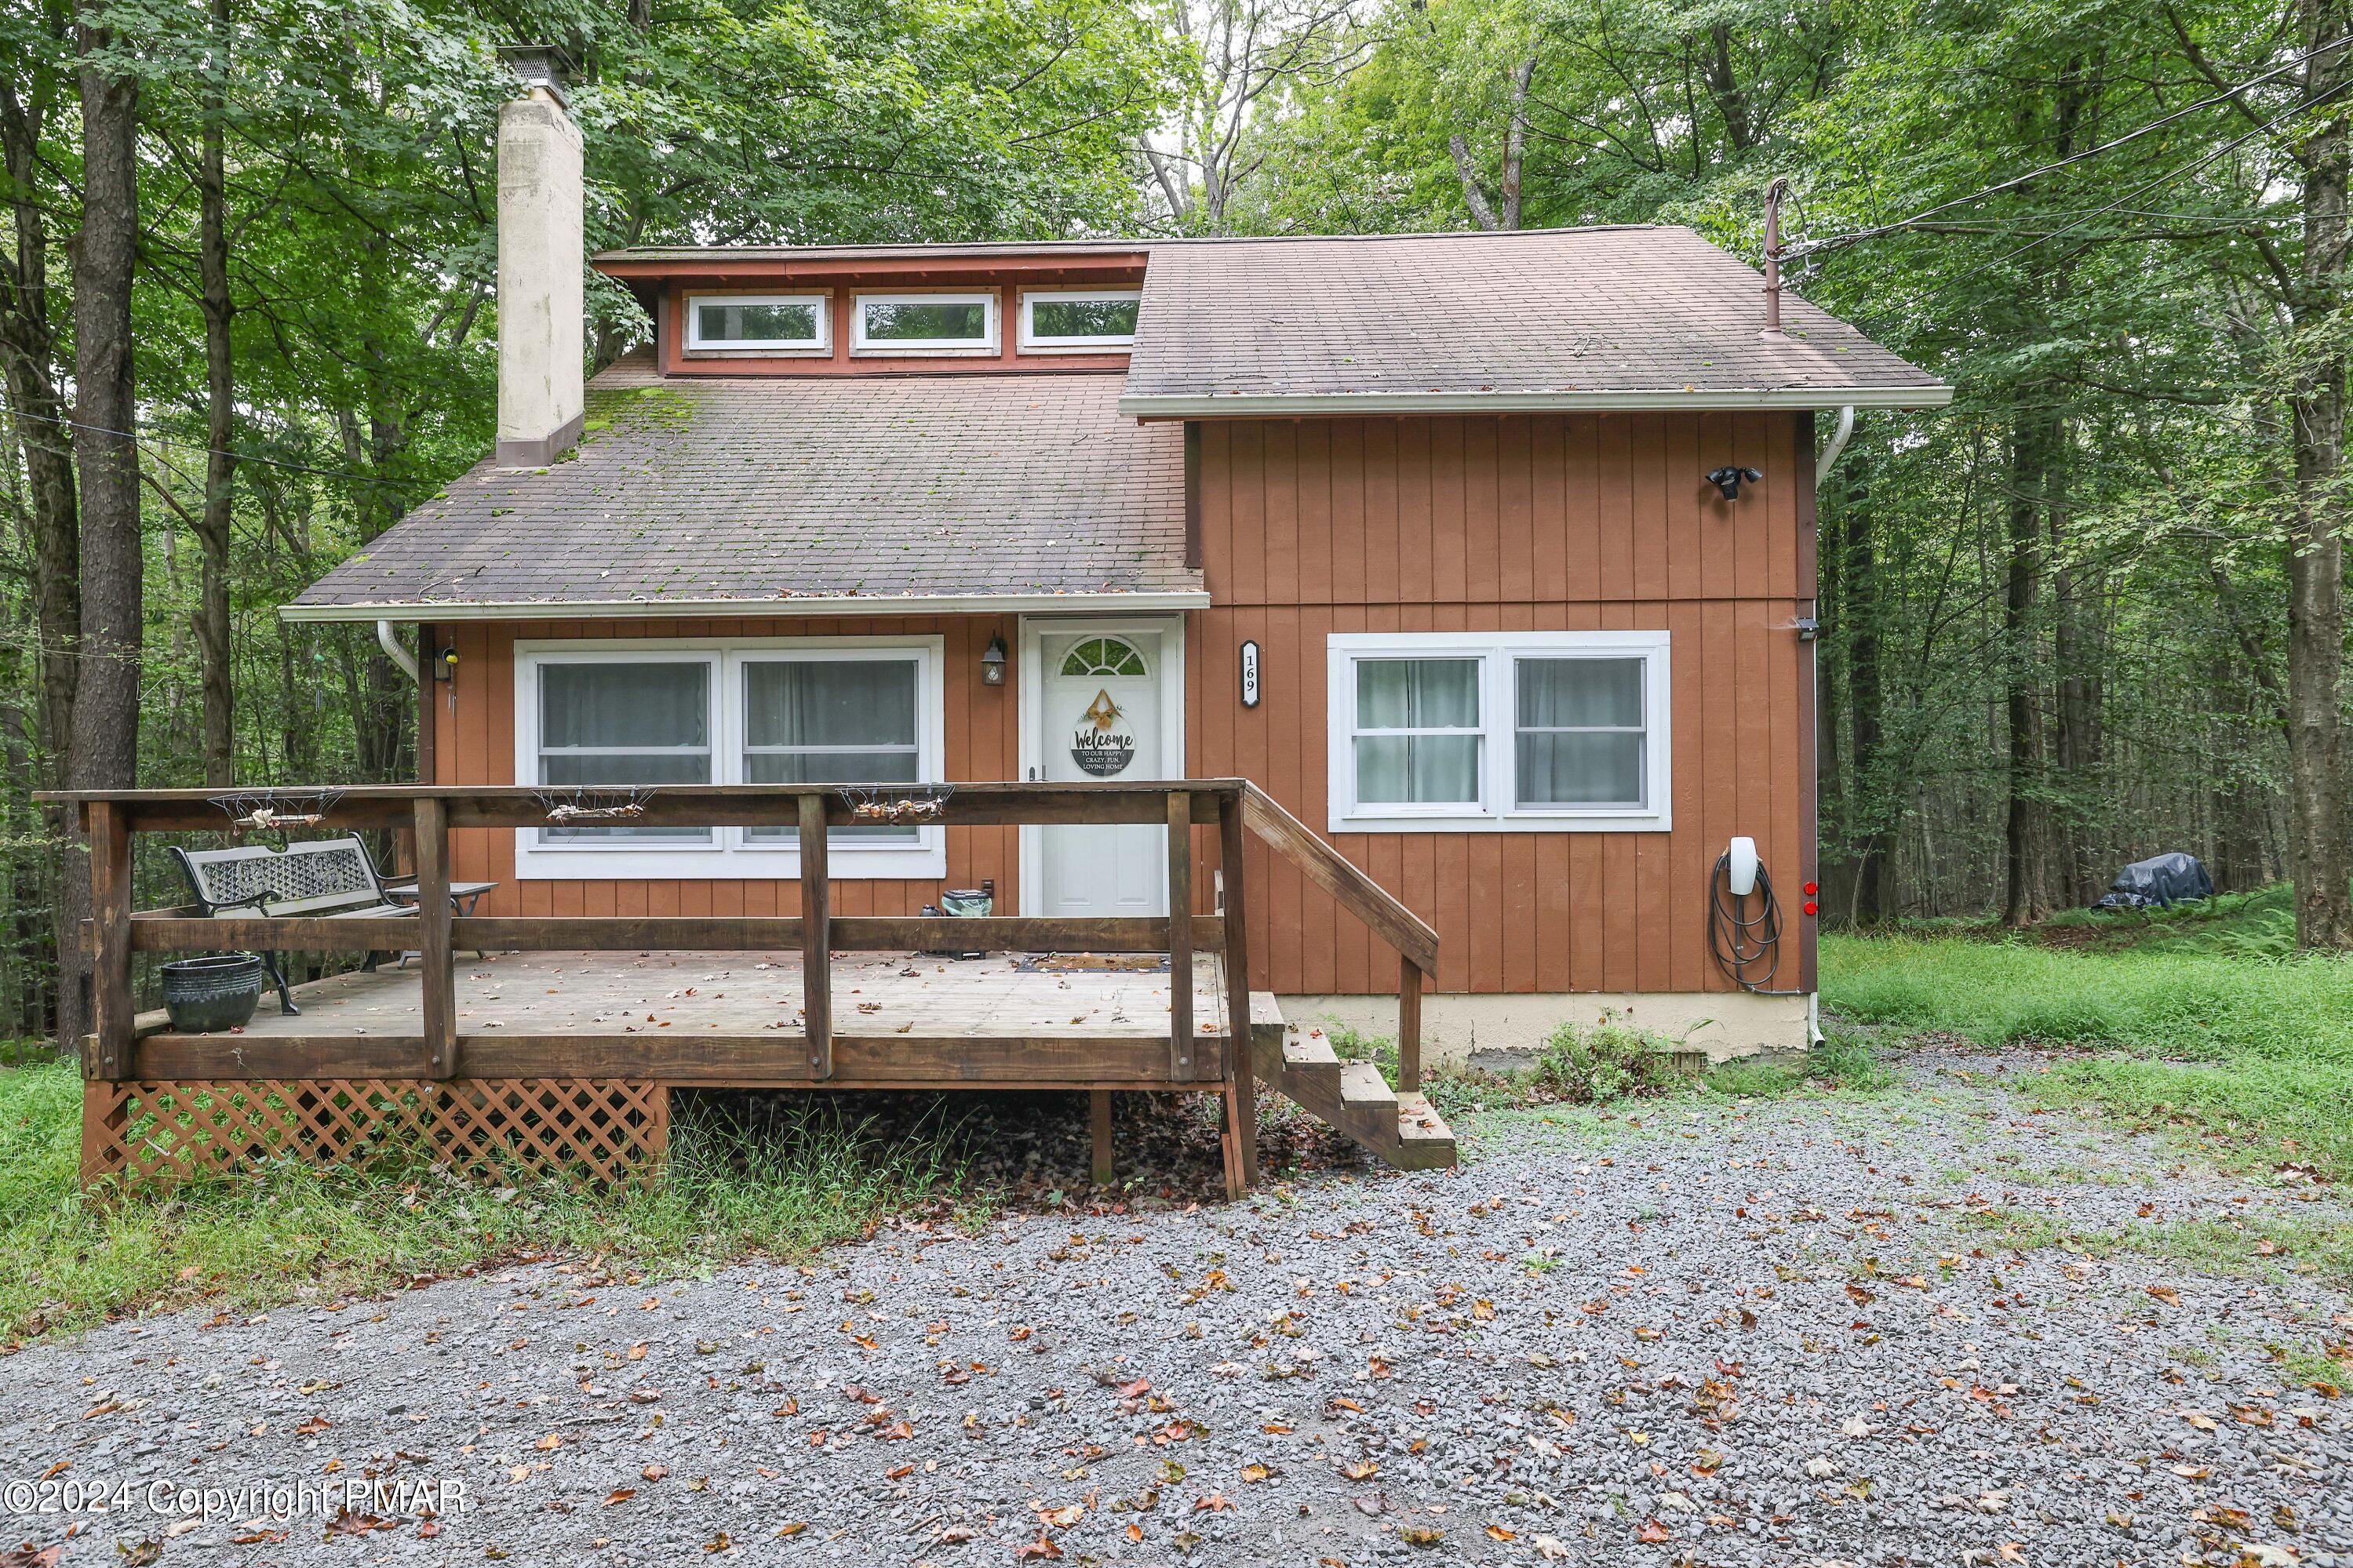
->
[592,224,1672,263]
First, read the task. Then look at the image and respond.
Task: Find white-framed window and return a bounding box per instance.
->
[1325,631,1671,834]
[1018,289,1141,351]
[514,636,946,879]
[851,291,999,355]
[683,293,830,354]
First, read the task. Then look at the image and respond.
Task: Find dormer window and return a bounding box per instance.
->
[1020,289,1140,351]
[684,293,829,354]
[853,291,1000,355]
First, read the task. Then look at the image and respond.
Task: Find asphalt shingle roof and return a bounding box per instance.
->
[1122,226,1947,409]
[288,358,1195,617]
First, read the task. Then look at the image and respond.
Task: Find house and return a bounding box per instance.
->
[284,67,1951,1066]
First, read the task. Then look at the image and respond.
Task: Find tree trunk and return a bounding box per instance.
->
[0,69,78,778]
[1843,456,1889,924]
[195,0,235,787]
[2002,413,2051,928]
[2286,0,2353,947]
[60,6,141,1049]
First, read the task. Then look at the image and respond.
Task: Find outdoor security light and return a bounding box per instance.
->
[981,633,1008,687]
[1706,465,1764,500]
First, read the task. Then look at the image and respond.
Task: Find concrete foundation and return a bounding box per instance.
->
[1275,990,1814,1067]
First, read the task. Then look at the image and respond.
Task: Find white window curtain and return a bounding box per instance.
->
[741,660,922,844]
[537,662,712,842]
[1513,657,1646,808]
[1352,658,1481,804]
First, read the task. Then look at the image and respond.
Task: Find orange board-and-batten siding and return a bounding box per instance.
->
[1184,411,1817,1002]
[426,409,1816,1003]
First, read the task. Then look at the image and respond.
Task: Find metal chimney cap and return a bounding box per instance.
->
[497,44,576,107]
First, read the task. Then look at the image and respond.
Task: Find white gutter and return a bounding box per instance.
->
[376,619,420,680]
[1817,405,1856,482]
[1117,384,1954,418]
[292,590,1215,626]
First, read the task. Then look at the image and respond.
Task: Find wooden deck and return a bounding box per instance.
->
[49,779,1448,1196]
[128,948,1232,1089]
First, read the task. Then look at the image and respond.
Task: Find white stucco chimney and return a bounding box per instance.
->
[494,45,584,468]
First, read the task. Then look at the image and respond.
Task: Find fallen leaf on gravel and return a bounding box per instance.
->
[1013,1537,1062,1561]
[2146,1285,2180,1306]
[1193,1493,1233,1512]
[1041,1505,1084,1528]
[1241,1464,1271,1483]
[1534,1537,1571,1560]
[641,1464,670,1482]
[776,1523,808,1538]
[1484,1525,1515,1541]
[294,1417,330,1435]
[117,1547,161,1568]
[534,1433,563,1451]
[1126,1523,1144,1544]
[701,1533,730,1554]
[1636,1519,1671,1544]
[1341,1460,1379,1480]
[603,1489,636,1507]
[2178,1410,2217,1432]
[1399,1526,1442,1547]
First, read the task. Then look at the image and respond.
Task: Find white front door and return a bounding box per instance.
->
[1032,624,1172,919]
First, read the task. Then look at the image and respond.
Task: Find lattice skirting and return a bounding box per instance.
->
[79,1079,668,1191]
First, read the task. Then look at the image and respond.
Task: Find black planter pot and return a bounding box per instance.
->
[160,952,264,1034]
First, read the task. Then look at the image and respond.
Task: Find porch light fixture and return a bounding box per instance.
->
[1706,465,1764,501]
[981,633,1008,686]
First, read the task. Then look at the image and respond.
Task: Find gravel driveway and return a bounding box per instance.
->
[4,1049,2348,1567]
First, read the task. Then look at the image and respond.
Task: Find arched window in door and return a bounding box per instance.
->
[1058,636,1149,678]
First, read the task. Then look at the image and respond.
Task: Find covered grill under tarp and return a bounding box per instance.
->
[2096,852,2215,910]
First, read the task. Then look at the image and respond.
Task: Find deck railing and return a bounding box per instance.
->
[48,779,1437,1191]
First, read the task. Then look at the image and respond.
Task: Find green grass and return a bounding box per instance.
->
[0,1060,979,1344]
[1823,886,2353,1181]
[1328,1016,1893,1118]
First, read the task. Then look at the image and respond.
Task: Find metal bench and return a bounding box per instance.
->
[169,836,417,1017]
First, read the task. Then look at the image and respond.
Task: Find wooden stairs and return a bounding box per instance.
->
[1248,992,1457,1170]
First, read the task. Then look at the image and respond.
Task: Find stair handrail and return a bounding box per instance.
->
[1237,780,1437,1091]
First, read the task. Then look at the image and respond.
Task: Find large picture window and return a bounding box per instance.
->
[1326,631,1670,833]
[515,638,945,878]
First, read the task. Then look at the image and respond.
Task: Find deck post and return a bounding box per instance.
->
[1217,790,1257,1189]
[1397,955,1423,1094]
[1165,791,1193,1082]
[415,795,456,1078]
[88,800,133,1080]
[1090,1090,1114,1185]
[797,792,832,1078]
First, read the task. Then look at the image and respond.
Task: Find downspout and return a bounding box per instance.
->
[377,619,419,682]
[1816,405,1856,482]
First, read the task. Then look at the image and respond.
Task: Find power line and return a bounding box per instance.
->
[1794,33,2353,260]
[1913,74,2353,301]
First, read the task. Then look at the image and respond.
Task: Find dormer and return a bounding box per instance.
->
[592,243,1149,377]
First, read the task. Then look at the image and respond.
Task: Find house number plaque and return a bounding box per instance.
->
[1240,640,1261,708]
